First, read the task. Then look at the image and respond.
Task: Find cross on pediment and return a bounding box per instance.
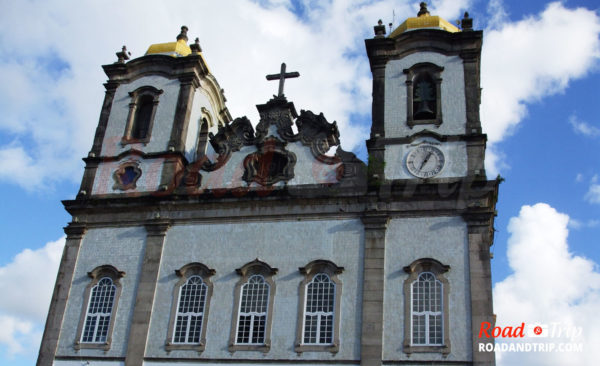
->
[266,63,300,97]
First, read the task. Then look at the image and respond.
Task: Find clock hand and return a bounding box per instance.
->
[419,152,433,170]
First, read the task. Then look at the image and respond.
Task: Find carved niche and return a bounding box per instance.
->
[242,136,296,186]
[112,161,142,190]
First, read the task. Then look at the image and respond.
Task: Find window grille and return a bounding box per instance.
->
[173,276,207,344]
[411,272,443,345]
[81,277,116,343]
[303,273,335,344]
[236,275,269,344]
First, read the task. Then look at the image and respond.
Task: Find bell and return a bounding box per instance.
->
[414,100,435,120]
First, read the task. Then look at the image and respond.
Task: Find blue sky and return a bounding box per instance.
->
[0,1,598,365]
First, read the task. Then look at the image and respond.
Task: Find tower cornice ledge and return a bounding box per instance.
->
[102,54,208,84]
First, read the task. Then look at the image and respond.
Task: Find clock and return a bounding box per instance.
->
[406,145,445,178]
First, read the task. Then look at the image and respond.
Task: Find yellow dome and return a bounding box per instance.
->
[390,2,459,38]
[145,26,192,57]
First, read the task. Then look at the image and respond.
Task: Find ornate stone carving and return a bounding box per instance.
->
[112,161,142,191]
[201,116,254,171]
[242,137,296,186]
[296,110,340,162]
[193,95,366,191]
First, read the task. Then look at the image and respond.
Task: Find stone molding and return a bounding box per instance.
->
[402,258,451,355]
[228,259,278,353]
[165,262,216,353]
[74,265,125,351]
[122,86,163,146]
[295,260,344,354]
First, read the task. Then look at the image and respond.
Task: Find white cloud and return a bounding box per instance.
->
[569,114,600,137]
[481,2,600,174]
[486,0,509,30]
[568,218,600,230]
[585,183,600,204]
[0,237,64,356]
[494,203,600,366]
[585,175,600,203]
[0,316,33,356]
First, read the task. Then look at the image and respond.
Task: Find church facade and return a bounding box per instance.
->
[37,5,499,366]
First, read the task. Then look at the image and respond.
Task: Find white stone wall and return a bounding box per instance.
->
[384,52,466,137]
[384,138,468,179]
[56,227,147,358]
[145,219,363,361]
[383,216,472,362]
[101,76,180,157]
[184,89,219,162]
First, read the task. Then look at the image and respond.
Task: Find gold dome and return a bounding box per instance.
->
[145,26,192,57]
[389,2,459,38]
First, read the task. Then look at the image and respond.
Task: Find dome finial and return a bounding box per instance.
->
[418,2,430,17]
[177,26,189,42]
[190,37,202,54]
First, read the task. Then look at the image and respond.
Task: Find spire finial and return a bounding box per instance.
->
[373,19,386,37]
[115,45,131,64]
[461,11,473,31]
[177,26,189,42]
[190,37,202,54]
[418,2,430,17]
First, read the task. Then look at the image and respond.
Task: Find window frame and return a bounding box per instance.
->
[404,63,444,128]
[228,259,278,353]
[166,262,215,353]
[402,258,450,355]
[295,259,344,354]
[122,86,163,145]
[74,265,125,351]
[112,160,142,191]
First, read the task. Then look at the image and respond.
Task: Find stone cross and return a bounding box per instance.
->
[266,63,300,97]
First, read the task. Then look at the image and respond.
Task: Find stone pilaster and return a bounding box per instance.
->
[167,74,198,152]
[360,212,389,366]
[370,63,386,139]
[124,220,170,366]
[461,49,482,135]
[464,212,496,366]
[36,223,86,366]
[78,81,120,199]
[90,81,120,156]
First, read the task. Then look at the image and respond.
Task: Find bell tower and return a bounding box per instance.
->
[365,3,486,182]
[363,3,498,366]
[78,26,231,199]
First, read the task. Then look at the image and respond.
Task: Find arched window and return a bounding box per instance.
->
[166,263,215,352]
[131,95,154,139]
[123,86,163,144]
[404,63,444,127]
[411,272,442,345]
[402,258,450,355]
[304,274,335,344]
[81,277,116,343]
[295,259,344,353]
[237,275,269,344]
[75,265,125,350]
[229,259,277,352]
[174,276,207,343]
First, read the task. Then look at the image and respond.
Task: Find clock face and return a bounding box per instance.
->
[406,145,445,178]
